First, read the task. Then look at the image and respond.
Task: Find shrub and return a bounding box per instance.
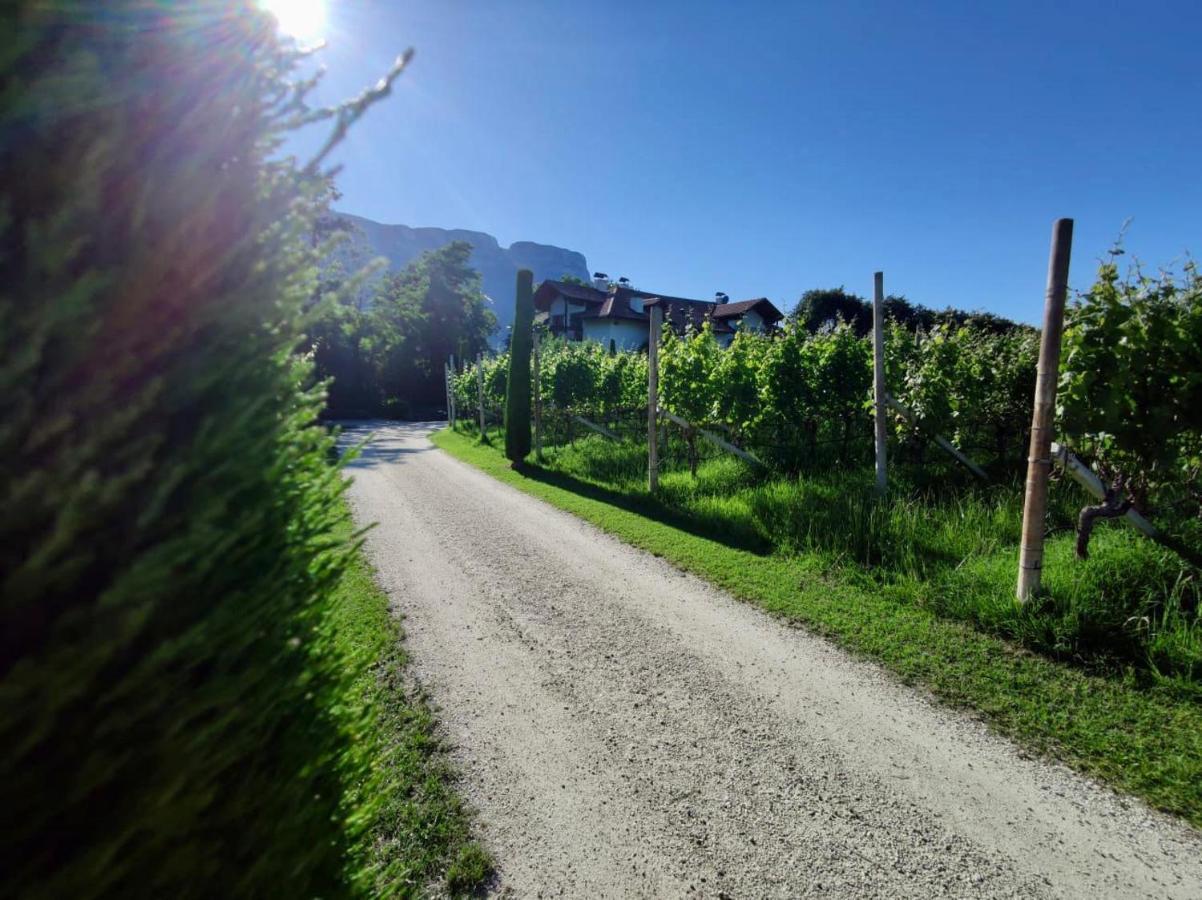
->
[0,3,400,895]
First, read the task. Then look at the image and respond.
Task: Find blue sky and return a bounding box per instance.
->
[290,0,1201,323]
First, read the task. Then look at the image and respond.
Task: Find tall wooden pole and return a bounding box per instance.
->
[533,332,543,459]
[872,271,888,497]
[647,304,663,492]
[1017,218,1074,602]
[476,350,486,438]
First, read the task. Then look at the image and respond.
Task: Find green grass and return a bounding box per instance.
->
[532,433,1201,690]
[433,426,1202,828]
[328,522,492,897]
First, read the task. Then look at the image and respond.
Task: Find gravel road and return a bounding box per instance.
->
[341,421,1202,899]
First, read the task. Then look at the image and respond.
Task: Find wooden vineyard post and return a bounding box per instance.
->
[476,350,486,438]
[448,354,457,426]
[533,331,543,459]
[647,303,663,492]
[872,271,888,496]
[1017,218,1074,602]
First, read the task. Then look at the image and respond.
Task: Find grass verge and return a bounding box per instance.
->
[329,518,492,896]
[432,426,1202,829]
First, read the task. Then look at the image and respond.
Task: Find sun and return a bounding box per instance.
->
[259,0,328,41]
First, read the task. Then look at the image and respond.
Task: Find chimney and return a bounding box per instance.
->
[618,276,633,290]
[592,271,610,291]
[715,291,729,304]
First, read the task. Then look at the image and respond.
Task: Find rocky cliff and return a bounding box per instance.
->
[327,212,591,342]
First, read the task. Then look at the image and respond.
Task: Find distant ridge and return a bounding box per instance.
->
[327,212,591,342]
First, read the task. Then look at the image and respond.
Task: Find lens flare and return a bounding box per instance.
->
[259,0,327,40]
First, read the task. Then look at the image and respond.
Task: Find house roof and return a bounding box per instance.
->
[643,296,737,334]
[535,280,780,335]
[533,279,607,311]
[712,298,784,323]
[582,292,647,321]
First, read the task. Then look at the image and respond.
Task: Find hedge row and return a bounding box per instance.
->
[1,4,373,895]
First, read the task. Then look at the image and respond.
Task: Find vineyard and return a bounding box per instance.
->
[450,257,1202,694]
[454,314,1040,482]
[456,322,1036,469]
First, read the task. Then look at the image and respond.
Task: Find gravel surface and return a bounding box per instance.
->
[342,421,1202,899]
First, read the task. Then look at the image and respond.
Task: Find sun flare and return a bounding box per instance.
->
[260,0,328,41]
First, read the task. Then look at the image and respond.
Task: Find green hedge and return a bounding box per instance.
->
[0,4,373,895]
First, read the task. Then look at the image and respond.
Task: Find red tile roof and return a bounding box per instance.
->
[533,280,606,311]
[712,298,784,323]
[584,293,646,321]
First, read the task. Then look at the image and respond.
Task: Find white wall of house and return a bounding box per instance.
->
[713,309,767,345]
[582,319,647,351]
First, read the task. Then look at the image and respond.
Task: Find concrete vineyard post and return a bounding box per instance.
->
[449,354,457,426]
[1017,218,1074,602]
[445,361,453,426]
[872,271,888,497]
[648,303,662,492]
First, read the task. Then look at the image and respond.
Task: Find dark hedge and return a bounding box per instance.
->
[0,4,378,896]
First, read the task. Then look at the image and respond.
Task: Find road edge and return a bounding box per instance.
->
[330,510,494,895]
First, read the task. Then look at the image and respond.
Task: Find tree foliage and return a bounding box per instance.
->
[308,241,495,417]
[792,287,874,335]
[791,286,1026,337]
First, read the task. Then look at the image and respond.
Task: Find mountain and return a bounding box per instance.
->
[326,212,591,342]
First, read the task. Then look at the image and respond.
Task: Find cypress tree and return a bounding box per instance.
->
[505,270,534,463]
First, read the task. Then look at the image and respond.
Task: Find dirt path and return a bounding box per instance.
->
[341,421,1201,899]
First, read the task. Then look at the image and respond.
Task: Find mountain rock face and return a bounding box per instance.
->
[328,212,591,341]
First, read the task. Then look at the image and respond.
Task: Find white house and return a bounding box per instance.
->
[533,274,783,350]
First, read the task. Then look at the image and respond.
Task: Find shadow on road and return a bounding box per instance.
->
[516,462,773,557]
[332,419,771,555]
[331,420,441,471]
